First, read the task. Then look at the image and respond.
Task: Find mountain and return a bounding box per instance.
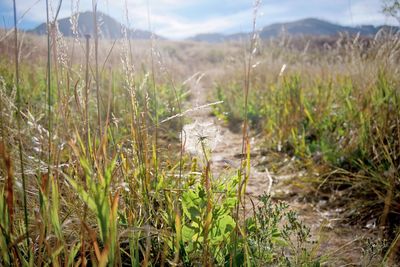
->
[187,33,228,43]
[259,18,394,38]
[188,18,399,42]
[187,32,250,43]
[28,11,160,40]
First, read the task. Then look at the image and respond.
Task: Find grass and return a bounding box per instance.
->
[215,31,400,261]
[0,3,323,266]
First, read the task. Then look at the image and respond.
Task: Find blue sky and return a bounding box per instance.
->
[0,0,397,39]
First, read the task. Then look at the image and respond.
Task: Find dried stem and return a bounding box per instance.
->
[12,0,30,256]
[85,34,91,154]
[92,1,102,138]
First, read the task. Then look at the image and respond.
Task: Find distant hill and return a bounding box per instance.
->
[187,32,249,43]
[188,33,228,43]
[188,18,399,42]
[28,11,161,40]
[259,18,396,38]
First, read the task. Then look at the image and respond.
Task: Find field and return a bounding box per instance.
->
[0,6,400,266]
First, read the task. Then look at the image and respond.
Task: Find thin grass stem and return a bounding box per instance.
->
[12,0,30,257]
[92,1,102,138]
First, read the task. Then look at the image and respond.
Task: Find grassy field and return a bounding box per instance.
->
[0,4,400,266]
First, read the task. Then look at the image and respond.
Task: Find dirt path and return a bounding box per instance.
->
[183,75,379,265]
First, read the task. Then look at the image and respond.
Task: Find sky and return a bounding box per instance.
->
[0,0,397,39]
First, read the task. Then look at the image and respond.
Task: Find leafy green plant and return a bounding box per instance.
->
[181,177,237,265]
[247,194,321,266]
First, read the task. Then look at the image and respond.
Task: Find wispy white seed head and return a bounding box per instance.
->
[279,64,287,76]
[182,120,222,157]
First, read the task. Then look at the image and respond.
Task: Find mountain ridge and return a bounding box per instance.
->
[187,18,399,43]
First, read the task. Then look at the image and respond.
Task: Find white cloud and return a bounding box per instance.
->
[345,0,397,25]
[159,11,255,38]
[112,0,258,39]
[151,12,248,39]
